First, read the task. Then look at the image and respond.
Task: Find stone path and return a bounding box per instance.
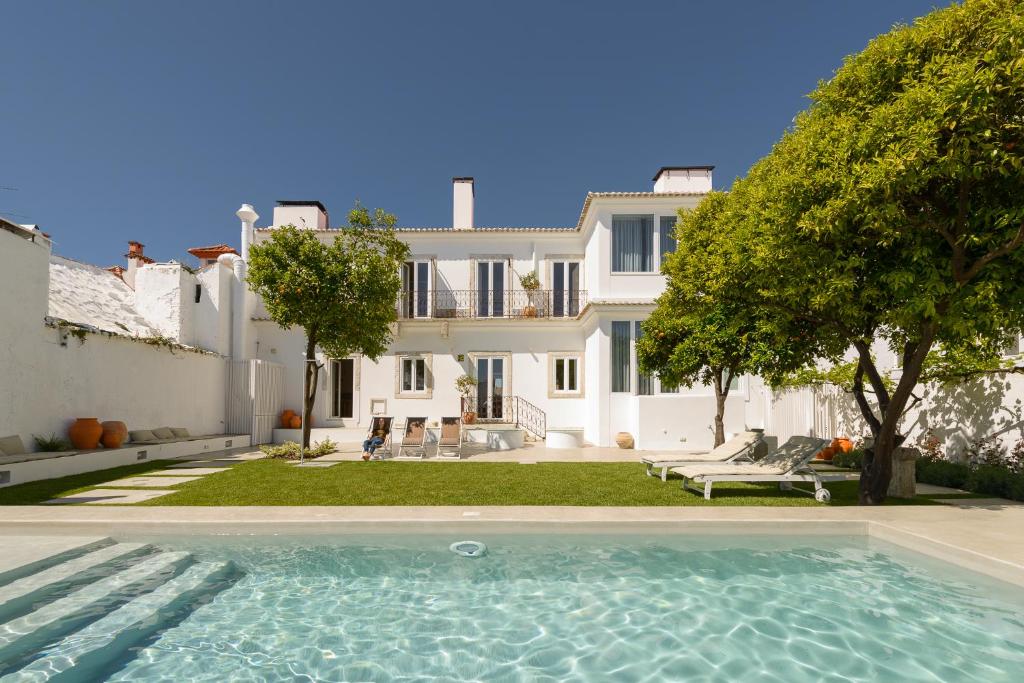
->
[44,447,264,506]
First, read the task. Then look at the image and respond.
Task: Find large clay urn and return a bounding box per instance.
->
[615,432,635,449]
[100,421,128,449]
[289,414,302,429]
[281,410,295,428]
[68,418,103,450]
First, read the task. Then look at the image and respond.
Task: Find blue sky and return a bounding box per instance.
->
[2,0,946,266]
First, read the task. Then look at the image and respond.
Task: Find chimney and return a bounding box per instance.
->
[452,177,474,230]
[236,203,259,261]
[124,240,152,289]
[652,166,714,193]
[271,201,328,230]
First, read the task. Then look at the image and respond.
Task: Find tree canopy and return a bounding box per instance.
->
[720,0,1024,502]
[247,204,409,447]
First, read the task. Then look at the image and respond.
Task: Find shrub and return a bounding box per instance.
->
[965,465,1013,499]
[832,448,864,470]
[259,438,337,460]
[1007,473,1024,502]
[33,434,72,452]
[915,458,970,489]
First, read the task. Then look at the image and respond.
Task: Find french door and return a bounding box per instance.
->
[330,358,357,419]
[475,356,505,420]
[552,261,580,317]
[476,260,505,317]
[402,261,431,318]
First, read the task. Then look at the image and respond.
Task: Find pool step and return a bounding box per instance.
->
[0,552,190,667]
[0,543,149,622]
[7,561,231,683]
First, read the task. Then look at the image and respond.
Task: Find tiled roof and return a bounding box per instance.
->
[48,255,160,337]
[187,243,238,258]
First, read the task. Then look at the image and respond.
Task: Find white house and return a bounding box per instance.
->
[241,168,771,450]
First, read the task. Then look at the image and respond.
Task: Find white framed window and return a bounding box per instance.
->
[611,215,655,273]
[395,353,432,398]
[659,215,678,265]
[549,352,584,398]
[401,260,433,318]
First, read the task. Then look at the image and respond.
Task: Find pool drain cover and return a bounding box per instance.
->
[450,540,487,557]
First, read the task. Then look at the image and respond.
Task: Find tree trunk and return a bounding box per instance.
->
[301,335,320,450]
[857,325,936,504]
[711,367,733,448]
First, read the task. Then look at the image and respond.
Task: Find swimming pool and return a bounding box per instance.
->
[1,533,1022,681]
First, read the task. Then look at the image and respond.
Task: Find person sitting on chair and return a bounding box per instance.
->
[362,418,388,461]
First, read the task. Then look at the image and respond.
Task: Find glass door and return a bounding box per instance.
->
[330,358,356,419]
[552,261,580,317]
[475,356,505,420]
[476,260,505,318]
[402,261,431,318]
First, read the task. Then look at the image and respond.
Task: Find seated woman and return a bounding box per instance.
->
[362,416,392,461]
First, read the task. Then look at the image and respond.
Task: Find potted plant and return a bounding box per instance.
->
[456,373,477,424]
[519,270,541,317]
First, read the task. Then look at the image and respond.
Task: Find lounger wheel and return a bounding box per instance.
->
[814,488,831,503]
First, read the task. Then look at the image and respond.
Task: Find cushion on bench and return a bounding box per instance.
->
[152,427,175,440]
[169,427,190,438]
[0,435,26,456]
[129,429,157,443]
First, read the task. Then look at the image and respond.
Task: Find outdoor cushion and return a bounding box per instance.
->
[129,429,157,443]
[169,427,190,438]
[152,427,175,439]
[0,435,26,456]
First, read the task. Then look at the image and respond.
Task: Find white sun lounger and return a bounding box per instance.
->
[642,431,764,481]
[672,436,831,501]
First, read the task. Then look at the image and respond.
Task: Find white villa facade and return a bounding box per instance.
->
[246,168,768,450]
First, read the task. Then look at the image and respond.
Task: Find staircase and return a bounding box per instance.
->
[0,538,240,680]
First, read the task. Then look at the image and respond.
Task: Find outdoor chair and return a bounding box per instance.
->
[641,430,764,481]
[395,417,428,459]
[435,417,464,459]
[671,435,832,501]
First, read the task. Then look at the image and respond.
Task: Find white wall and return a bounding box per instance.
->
[0,227,229,450]
[194,263,233,355]
[135,264,195,345]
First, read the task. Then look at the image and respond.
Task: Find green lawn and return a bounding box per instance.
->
[0,459,942,506]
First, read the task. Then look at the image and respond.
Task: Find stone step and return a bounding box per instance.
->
[0,544,149,621]
[0,552,190,666]
[5,562,230,683]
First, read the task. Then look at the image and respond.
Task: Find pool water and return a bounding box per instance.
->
[7,534,1024,681]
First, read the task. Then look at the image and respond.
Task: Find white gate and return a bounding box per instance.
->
[227,359,285,444]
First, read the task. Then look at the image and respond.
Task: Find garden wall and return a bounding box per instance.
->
[0,224,229,450]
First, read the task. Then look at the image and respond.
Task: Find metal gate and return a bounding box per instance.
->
[227,359,284,445]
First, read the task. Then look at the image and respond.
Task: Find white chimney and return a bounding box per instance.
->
[236,203,259,261]
[124,240,149,289]
[271,201,328,230]
[652,166,714,193]
[453,177,474,230]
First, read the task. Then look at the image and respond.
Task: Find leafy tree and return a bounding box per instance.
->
[637,192,819,446]
[727,0,1024,503]
[247,204,409,448]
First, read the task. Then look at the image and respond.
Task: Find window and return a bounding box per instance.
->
[550,353,583,397]
[552,261,581,317]
[611,321,632,392]
[635,321,653,395]
[401,261,432,318]
[659,216,678,264]
[612,215,654,273]
[396,354,432,397]
[477,260,506,317]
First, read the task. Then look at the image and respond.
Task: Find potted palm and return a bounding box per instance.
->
[519,270,541,317]
[456,373,478,424]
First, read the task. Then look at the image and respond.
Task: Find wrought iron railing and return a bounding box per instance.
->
[397,289,587,320]
[460,393,547,440]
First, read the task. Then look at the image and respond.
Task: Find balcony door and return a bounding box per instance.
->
[402,261,431,318]
[476,260,505,318]
[330,358,357,420]
[475,356,505,420]
[552,261,580,317]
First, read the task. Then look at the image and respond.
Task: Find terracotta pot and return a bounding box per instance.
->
[615,432,634,449]
[462,411,477,425]
[68,418,103,450]
[818,446,836,462]
[281,410,295,428]
[523,305,537,318]
[100,420,128,449]
[289,415,302,429]
[832,437,854,454]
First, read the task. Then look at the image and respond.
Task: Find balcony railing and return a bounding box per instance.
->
[397,289,587,320]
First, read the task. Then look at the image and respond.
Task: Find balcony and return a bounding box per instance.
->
[397,289,587,320]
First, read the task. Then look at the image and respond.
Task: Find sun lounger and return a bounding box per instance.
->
[642,431,764,481]
[672,436,832,501]
[394,417,428,459]
[436,417,464,459]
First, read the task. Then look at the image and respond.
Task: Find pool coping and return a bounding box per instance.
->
[1,504,1023,586]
